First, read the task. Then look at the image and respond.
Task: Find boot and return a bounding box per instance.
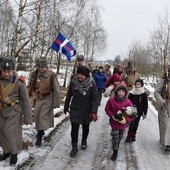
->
[10,154,17,165]
[70,143,78,157]
[35,135,42,146]
[0,153,10,161]
[81,140,87,150]
[131,132,136,142]
[165,146,170,152]
[111,149,118,161]
[126,136,131,142]
[131,136,136,142]
[35,130,44,146]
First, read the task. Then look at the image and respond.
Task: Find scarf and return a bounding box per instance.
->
[72,76,92,95]
[129,86,145,95]
[114,95,126,102]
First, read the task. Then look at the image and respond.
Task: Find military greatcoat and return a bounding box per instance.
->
[0,73,32,154]
[154,79,170,146]
[32,70,60,130]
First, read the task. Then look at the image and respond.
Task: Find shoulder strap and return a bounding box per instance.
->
[36,74,51,92]
[0,75,18,101]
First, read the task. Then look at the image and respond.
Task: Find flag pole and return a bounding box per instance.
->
[44,47,50,58]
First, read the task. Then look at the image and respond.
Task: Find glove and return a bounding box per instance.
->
[113,112,123,121]
[90,113,98,122]
[118,117,126,124]
[142,113,147,120]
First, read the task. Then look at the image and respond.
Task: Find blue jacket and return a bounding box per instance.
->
[93,71,107,89]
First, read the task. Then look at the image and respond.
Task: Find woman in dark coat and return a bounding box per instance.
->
[64,66,99,157]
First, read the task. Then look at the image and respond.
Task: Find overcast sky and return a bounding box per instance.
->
[97,0,170,60]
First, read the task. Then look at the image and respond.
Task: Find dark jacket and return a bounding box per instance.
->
[128,92,148,115]
[64,80,99,124]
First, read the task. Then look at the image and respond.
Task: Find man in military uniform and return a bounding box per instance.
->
[68,55,86,86]
[154,66,170,152]
[0,57,32,165]
[28,57,60,146]
[121,61,141,91]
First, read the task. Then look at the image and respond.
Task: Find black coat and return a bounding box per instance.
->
[64,80,99,124]
[128,92,148,115]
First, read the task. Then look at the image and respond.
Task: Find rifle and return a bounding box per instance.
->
[28,68,38,97]
[13,40,30,58]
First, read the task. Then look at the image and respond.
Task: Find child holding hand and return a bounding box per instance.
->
[105,85,133,161]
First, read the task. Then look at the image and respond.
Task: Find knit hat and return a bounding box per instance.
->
[112,73,121,82]
[135,79,144,87]
[114,85,128,97]
[1,57,15,70]
[77,66,90,77]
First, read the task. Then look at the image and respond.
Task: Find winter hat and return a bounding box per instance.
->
[112,73,121,82]
[135,79,144,87]
[99,66,103,69]
[77,66,90,77]
[114,84,128,97]
[1,57,15,70]
[77,55,84,62]
[127,61,135,69]
[36,57,48,68]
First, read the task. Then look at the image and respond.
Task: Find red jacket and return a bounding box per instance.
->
[105,97,133,130]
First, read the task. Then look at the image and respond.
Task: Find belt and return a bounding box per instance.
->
[37,91,51,98]
[0,101,19,109]
[41,91,51,97]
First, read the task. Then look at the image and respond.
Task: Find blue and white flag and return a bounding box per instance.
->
[50,32,76,61]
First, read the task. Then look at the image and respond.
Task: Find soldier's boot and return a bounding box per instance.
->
[70,143,78,157]
[0,153,10,161]
[165,146,170,152]
[35,130,45,146]
[10,154,17,165]
[111,149,118,161]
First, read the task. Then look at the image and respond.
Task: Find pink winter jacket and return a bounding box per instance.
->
[105,97,133,130]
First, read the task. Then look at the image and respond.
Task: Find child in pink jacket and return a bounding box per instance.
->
[105,85,133,161]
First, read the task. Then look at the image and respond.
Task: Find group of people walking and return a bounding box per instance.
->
[0,54,169,166]
[64,56,170,162]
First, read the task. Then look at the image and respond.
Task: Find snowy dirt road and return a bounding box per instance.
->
[27,97,170,170]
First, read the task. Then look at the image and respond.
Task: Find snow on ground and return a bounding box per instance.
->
[30,97,170,170]
[0,74,170,170]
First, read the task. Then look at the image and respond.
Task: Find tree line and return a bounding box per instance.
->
[0,0,106,71]
[112,9,170,80]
